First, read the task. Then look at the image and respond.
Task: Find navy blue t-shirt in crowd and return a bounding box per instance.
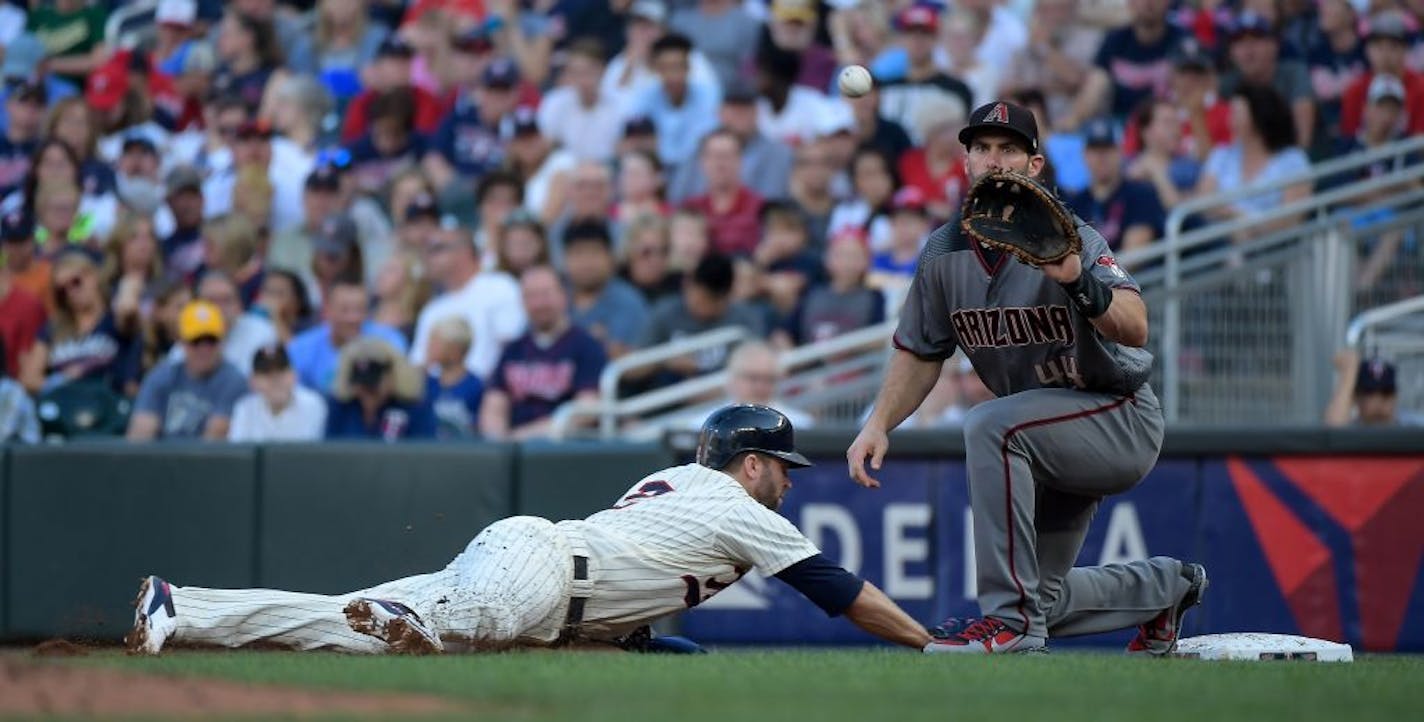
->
[1065,179,1166,252]
[324,396,437,441]
[0,134,37,198]
[427,371,484,439]
[38,311,140,395]
[489,325,606,428]
[428,95,506,178]
[345,133,428,193]
[1094,25,1187,119]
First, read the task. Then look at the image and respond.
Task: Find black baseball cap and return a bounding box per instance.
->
[6,78,47,104]
[122,134,158,155]
[563,220,613,250]
[723,78,758,105]
[624,115,656,136]
[1083,117,1120,148]
[251,343,292,374]
[959,101,1040,153]
[1,207,34,242]
[482,58,520,89]
[376,36,415,59]
[1356,359,1397,394]
[511,106,540,136]
[305,164,344,192]
[404,192,440,221]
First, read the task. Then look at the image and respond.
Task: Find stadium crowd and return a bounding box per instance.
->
[0,0,1418,443]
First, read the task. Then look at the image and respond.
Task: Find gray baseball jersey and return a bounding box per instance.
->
[892,215,1153,396]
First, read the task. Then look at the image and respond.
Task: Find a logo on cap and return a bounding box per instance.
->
[984,102,1010,125]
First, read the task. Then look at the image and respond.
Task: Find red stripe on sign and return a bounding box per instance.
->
[996,393,1135,632]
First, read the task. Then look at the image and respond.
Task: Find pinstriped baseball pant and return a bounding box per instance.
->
[962,384,1190,639]
[167,516,575,651]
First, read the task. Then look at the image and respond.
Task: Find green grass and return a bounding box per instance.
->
[48,648,1423,722]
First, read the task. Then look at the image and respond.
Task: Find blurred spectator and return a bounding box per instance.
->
[548,161,620,265]
[1162,43,1233,159]
[325,336,436,441]
[228,342,327,442]
[942,10,999,109]
[161,166,207,282]
[44,97,117,200]
[668,208,709,273]
[787,139,839,253]
[538,38,623,162]
[620,214,681,305]
[479,265,605,440]
[868,189,929,310]
[424,55,521,191]
[683,340,811,430]
[206,119,311,235]
[0,337,40,443]
[0,80,45,199]
[103,215,164,340]
[27,0,109,86]
[390,176,440,255]
[898,95,969,220]
[681,129,764,257]
[781,229,884,348]
[127,300,247,441]
[0,229,45,378]
[843,73,913,165]
[1307,0,1367,155]
[601,1,718,116]
[752,41,826,147]
[342,36,445,144]
[1001,0,1103,131]
[345,87,427,195]
[288,276,407,393]
[266,74,333,166]
[212,11,289,114]
[19,251,139,397]
[630,32,722,169]
[760,0,835,91]
[34,179,95,255]
[153,0,202,79]
[167,92,244,194]
[507,108,577,225]
[1195,85,1310,237]
[1325,350,1420,427]
[217,0,306,65]
[497,210,552,278]
[473,170,526,267]
[638,253,765,384]
[619,114,661,158]
[287,0,390,93]
[666,81,793,204]
[1075,0,1186,129]
[309,213,367,307]
[371,252,429,345]
[199,213,265,307]
[1220,11,1315,150]
[1125,99,1203,211]
[565,220,650,359]
[1065,119,1165,253]
[113,137,168,225]
[670,0,759,91]
[410,225,525,379]
[424,316,484,439]
[908,355,996,427]
[14,138,114,251]
[1340,11,1424,138]
[876,5,974,145]
[613,149,671,223]
[140,279,191,376]
[828,146,898,252]
[255,268,314,344]
[750,202,820,325]
[191,270,279,377]
[1,207,50,315]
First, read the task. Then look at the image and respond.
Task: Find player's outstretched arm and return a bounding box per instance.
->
[842,581,933,649]
[848,349,942,488]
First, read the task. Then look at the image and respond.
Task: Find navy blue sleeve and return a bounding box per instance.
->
[1124,182,1166,236]
[573,332,607,392]
[868,288,887,325]
[773,553,865,617]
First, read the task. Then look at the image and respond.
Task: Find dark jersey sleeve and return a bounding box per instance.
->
[891,225,959,360]
[773,553,866,617]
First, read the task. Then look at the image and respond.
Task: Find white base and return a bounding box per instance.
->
[1171,633,1354,662]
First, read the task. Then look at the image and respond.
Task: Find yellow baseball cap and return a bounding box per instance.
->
[772,0,817,23]
[178,300,226,342]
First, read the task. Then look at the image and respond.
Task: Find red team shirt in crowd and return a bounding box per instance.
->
[681,187,765,257]
[1340,69,1424,136]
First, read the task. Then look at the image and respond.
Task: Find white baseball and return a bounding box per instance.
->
[838,65,873,98]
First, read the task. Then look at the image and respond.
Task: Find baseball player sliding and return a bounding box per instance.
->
[128,405,933,655]
[848,101,1207,655]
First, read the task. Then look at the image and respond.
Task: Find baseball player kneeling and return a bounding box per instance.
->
[128,404,934,655]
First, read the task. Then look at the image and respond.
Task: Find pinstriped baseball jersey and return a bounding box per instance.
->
[893,215,1153,396]
[556,463,820,637]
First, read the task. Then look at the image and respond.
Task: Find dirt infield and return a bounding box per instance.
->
[0,657,462,717]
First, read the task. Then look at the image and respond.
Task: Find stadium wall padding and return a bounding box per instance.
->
[1,431,1422,649]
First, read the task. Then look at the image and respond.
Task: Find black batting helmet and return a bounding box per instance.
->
[696,404,812,470]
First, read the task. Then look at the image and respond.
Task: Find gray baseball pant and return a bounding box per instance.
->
[961,383,1190,639]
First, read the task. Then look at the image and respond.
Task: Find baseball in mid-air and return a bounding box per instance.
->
[838,65,873,98]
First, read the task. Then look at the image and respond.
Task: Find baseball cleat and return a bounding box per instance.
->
[345,598,444,655]
[923,616,1046,654]
[125,575,177,655]
[1127,562,1209,656]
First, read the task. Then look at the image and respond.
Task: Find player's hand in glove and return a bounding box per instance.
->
[961,170,1082,268]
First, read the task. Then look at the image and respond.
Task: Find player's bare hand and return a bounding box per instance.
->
[847,426,889,488]
[1039,253,1083,284]
[1333,348,1360,375]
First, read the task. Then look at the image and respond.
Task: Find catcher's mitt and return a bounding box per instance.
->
[960,170,1082,265]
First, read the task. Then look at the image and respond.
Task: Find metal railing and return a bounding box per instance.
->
[105,0,159,49]
[1346,294,1424,417]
